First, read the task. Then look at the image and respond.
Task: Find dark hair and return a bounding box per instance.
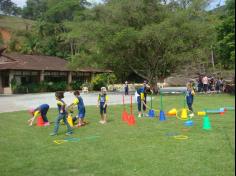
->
[73,90,80,96]
[55,91,64,99]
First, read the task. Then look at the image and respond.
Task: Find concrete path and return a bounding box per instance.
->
[0,92,136,113]
[0,86,185,113]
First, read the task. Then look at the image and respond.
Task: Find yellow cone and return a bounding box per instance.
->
[197,111,206,116]
[167,108,177,116]
[181,108,188,120]
[67,115,73,127]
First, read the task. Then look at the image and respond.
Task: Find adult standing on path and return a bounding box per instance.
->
[124,81,129,95]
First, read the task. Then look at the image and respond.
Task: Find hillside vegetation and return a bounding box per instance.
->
[0,15,34,31]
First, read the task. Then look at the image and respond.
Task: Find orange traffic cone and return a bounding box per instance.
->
[122,111,129,122]
[122,95,129,122]
[128,95,136,125]
[219,111,224,115]
[128,114,136,125]
[37,116,44,126]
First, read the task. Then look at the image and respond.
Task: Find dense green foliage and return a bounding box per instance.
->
[91,73,117,90]
[0,0,21,16]
[1,0,235,85]
[215,0,235,69]
[11,81,68,93]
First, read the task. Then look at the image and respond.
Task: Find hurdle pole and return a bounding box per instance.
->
[151,93,153,109]
[160,91,163,111]
[183,92,186,108]
[123,95,125,111]
[130,95,133,115]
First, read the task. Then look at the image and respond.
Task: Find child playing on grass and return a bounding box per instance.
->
[50,91,73,136]
[97,87,108,124]
[135,81,150,117]
[186,82,195,116]
[28,104,50,126]
[67,90,86,127]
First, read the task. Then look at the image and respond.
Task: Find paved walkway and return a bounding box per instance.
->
[0,87,185,113]
[0,92,136,113]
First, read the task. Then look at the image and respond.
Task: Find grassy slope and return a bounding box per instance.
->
[0,15,34,31]
[0,94,234,176]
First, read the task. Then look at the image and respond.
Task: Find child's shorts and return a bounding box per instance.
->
[100,104,107,114]
[78,108,86,119]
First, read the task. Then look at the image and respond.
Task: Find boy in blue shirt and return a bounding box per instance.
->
[50,91,72,136]
[28,104,50,126]
[135,81,149,117]
[97,87,108,124]
[67,90,86,127]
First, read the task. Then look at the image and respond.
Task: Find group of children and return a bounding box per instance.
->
[27,87,108,136]
[28,81,195,136]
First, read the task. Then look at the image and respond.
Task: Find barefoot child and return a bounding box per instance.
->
[50,91,73,136]
[97,87,108,124]
[28,104,50,126]
[67,90,86,127]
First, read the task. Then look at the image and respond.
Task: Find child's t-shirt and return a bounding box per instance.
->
[137,87,145,101]
[57,100,66,114]
[73,96,85,110]
[98,94,108,105]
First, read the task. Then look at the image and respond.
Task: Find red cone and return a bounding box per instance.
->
[122,111,129,122]
[219,111,224,115]
[128,114,136,125]
[37,116,44,126]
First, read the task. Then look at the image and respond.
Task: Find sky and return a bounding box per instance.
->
[12,0,225,10]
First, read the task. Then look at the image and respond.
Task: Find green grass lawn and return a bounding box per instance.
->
[0,94,235,176]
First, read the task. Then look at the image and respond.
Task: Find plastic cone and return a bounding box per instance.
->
[203,115,211,130]
[128,114,136,125]
[37,116,44,126]
[159,110,166,121]
[122,111,129,122]
[184,120,193,127]
[67,115,73,127]
[148,109,155,118]
[167,108,177,116]
[181,108,188,120]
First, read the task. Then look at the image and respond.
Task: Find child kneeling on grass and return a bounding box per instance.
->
[67,90,86,127]
[28,104,50,126]
[97,87,108,124]
[50,91,73,136]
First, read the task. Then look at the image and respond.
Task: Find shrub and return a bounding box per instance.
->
[47,81,67,92]
[70,81,82,90]
[13,85,28,94]
[91,73,117,91]
[91,74,107,91]
[81,82,93,91]
[12,81,69,94]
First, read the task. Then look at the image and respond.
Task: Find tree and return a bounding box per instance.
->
[0,0,21,16]
[43,0,90,23]
[22,0,48,20]
[216,0,235,69]
[67,0,216,90]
